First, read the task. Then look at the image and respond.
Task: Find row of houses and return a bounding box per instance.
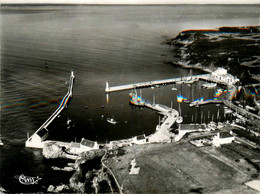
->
[68,138,99,155]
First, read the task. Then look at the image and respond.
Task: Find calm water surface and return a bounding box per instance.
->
[0,5,259,192]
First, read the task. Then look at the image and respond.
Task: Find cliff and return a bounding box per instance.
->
[166,26,260,85]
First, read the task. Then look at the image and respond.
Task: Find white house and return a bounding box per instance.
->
[212,131,235,147]
[25,127,49,148]
[133,134,147,144]
[211,68,239,85]
[69,138,99,155]
[80,138,99,151]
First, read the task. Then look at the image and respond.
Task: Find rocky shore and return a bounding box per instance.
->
[166,26,260,85]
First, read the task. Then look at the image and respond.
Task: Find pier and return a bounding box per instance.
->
[223,100,260,120]
[189,99,223,107]
[105,74,209,92]
[143,102,180,142]
[130,93,180,142]
[106,68,239,93]
[26,71,75,149]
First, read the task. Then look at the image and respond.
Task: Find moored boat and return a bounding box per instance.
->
[107,118,117,125]
[202,83,217,89]
[129,92,145,106]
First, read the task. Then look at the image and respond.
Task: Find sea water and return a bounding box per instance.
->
[0,5,259,192]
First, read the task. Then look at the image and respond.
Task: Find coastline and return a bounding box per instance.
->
[166,25,260,85]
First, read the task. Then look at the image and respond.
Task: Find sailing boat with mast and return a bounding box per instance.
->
[185,69,194,84]
[129,88,145,106]
[0,133,3,146]
[176,95,183,124]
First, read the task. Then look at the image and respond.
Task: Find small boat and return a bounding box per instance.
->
[185,80,194,84]
[67,118,72,125]
[202,83,217,89]
[171,87,177,91]
[129,92,145,106]
[0,139,3,146]
[176,116,183,124]
[107,118,117,125]
[176,81,183,85]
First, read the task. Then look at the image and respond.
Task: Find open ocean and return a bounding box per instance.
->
[0,5,259,192]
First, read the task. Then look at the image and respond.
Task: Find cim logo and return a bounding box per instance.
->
[15,174,41,185]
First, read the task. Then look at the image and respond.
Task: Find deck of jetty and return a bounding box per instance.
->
[105,74,210,92]
[223,100,260,120]
[105,72,238,93]
[148,111,179,142]
[189,99,223,107]
[25,71,75,148]
[144,102,179,142]
[131,97,179,142]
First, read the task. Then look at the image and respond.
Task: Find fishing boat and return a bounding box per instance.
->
[176,116,183,124]
[202,83,217,89]
[185,80,194,84]
[176,81,183,85]
[129,92,145,106]
[107,118,117,125]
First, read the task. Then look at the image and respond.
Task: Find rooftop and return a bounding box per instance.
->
[219,131,233,138]
[80,138,95,148]
[36,127,48,138]
[180,124,206,130]
[136,135,146,140]
[71,142,81,148]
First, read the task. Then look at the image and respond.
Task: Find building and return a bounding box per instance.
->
[80,138,99,151]
[69,142,81,154]
[174,124,206,141]
[211,68,239,85]
[69,138,99,155]
[212,131,235,147]
[133,134,148,144]
[25,127,49,148]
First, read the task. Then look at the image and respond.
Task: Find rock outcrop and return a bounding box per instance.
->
[42,143,77,160]
[69,149,117,193]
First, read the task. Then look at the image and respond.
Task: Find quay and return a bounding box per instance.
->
[106,74,208,92]
[148,111,179,143]
[105,68,239,93]
[189,99,223,107]
[25,71,75,149]
[130,93,180,142]
[223,100,260,120]
[145,103,174,115]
